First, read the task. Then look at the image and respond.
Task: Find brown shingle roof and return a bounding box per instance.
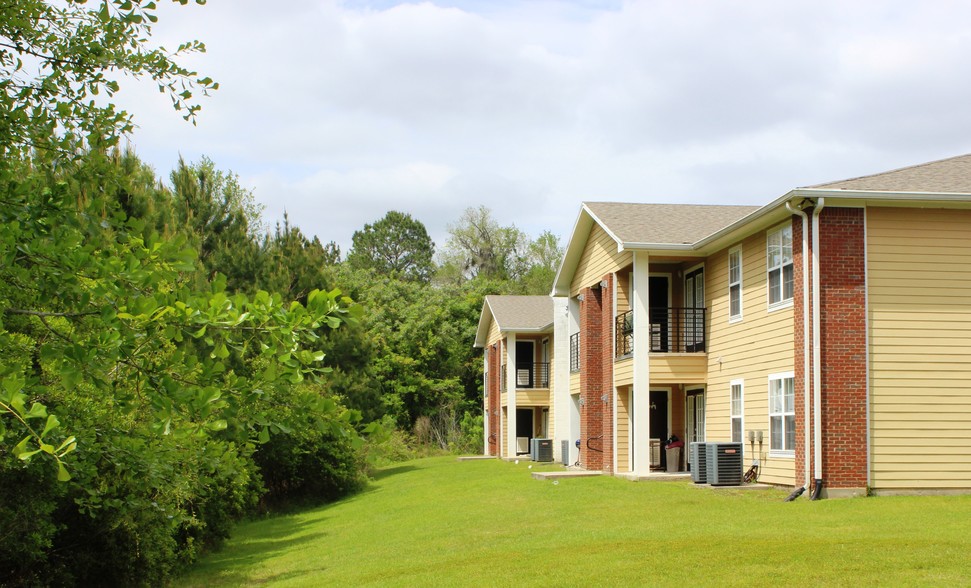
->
[584,202,761,246]
[808,153,971,193]
[485,295,553,331]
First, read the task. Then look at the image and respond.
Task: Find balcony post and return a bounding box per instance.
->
[506,332,518,457]
[632,251,652,475]
[552,297,570,463]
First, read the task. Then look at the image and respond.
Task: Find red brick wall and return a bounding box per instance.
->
[487,342,500,456]
[577,274,617,473]
[818,207,868,489]
[599,274,615,473]
[793,207,868,490]
[579,284,604,469]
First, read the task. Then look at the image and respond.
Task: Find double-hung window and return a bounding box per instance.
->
[730,380,743,443]
[769,373,795,455]
[728,246,742,321]
[767,225,793,307]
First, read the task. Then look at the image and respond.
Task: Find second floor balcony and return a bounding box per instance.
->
[615,307,706,357]
[500,362,550,391]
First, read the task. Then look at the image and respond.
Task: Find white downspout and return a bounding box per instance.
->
[811,198,825,498]
[786,201,811,493]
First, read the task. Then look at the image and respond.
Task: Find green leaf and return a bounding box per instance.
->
[13,436,40,460]
[41,414,60,437]
[212,342,229,359]
[57,462,71,482]
[25,402,48,420]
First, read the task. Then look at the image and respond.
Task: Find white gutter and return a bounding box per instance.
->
[786,201,811,494]
[811,198,826,495]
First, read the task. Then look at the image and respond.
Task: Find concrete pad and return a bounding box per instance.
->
[618,472,692,482]
[531,470,603,480]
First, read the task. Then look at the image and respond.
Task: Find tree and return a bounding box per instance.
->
[347,211,435,282]
[0,0,217,158]
[520,230,564,295]
[437,205,530,284]
[171,156,264,291]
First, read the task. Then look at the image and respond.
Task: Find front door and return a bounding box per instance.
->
[648,276,670,352]
[686,389,705,470]
[516,408,533,454]
[684,267,705,352]
[515,340,534,388]
[650,390,669,469]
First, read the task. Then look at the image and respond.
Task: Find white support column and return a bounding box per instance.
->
[552,297,571,464]
[506,333,518,458]
[482,348,489,456]
[632,251,652,474]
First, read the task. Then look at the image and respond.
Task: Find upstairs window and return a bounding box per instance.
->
[728,246,742,321]
[767,224,793,307]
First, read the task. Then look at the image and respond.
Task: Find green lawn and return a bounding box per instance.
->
[180,457,971,586]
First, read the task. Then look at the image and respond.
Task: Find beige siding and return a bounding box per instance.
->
[487,316,501,347]
[570,371,580,395]
[571,224,632,296]
[706,228,796,486]
[615,357,633,387]
[617,388,630,473]
[516,389,550,406]
[649,354,707,384]
[616,270,631,314]
[868,207,971,489]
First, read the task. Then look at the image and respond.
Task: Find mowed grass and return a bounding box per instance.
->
[180,457,971,587]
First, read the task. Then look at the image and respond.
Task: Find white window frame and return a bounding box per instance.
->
[766,224,794,310]
[768,372,795,457]
[728,246,743,322]
[730,379,744,443]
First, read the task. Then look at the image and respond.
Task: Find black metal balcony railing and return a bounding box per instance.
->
[500,362,550,389]
[616,310,633,356]
[569,332,580,373]
[614,307,707,356]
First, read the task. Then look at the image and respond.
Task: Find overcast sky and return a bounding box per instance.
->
[117,0,971,254]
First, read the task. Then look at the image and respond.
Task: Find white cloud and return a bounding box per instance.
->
[115,0,971,254]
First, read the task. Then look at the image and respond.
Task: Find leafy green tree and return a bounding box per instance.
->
[437,205,530,284]
[521,230,564,295]
[347,210,435,282]
[0,150,363,585]
[171,156,263,291]
[0,3,375,583]
[0,0,217,158]
[259,217,383,421]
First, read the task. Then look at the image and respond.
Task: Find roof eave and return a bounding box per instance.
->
[622,242,695,251]
[500,323,554,335]
[792,187,971,201]
[472,298,495,348]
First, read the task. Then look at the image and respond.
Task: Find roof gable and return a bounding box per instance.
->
[552,202,758,295]
[585,202,760,247]
[473,295,554,347]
